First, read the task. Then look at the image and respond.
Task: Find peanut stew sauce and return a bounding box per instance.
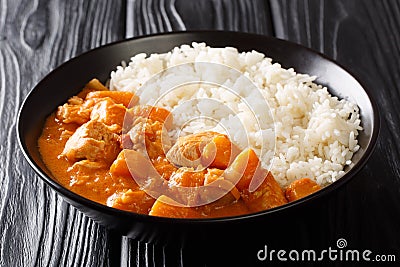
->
[38,79,320,218]
[39,114,137,204]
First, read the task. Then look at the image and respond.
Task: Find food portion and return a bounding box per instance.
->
[38,43,362,218]
[38,80,313,217]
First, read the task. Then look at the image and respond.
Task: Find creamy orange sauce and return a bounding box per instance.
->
[38,79,320,218]
[38,116,249,216]
[38,113,137,204]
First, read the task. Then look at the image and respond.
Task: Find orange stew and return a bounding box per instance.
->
[38,79,321,218]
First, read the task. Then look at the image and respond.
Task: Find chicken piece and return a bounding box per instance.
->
[107,189,155,214]
[69,160,107,172]
[166,131,238,169]
[86,90,138,108]
[149,195,202,218]
[90,98,126,131]
[61,120,120,164]
[56,96,95,124]
[224,148,287,212]
[67,160,108,186]
[126,105,173,129]
[126,118,151,153]
[127,118,171,159]
[120,133,133,149]
[285,178,321,202]
[166,132,216,168]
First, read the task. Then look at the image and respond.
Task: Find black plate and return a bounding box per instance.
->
[17,31,379,247]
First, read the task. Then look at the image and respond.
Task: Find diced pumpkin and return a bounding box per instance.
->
[110,150,131,178]
[108,189,155,214]
[86,90,138,107]
[223,148,262,191]
[146,106,173,129]
[152,157,178,181]
[77,79,109,98]
[204,168,241,202]
[242,172,288,212]
[201,134,240,169]
[85,78,109,91]
[285,178,321,202]
[149,195,201,218]
[169,168,207,187]
[110,149,159,184]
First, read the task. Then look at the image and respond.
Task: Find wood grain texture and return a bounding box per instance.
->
[126,0,274,38]
[126,0,186,37]
[2,0,400,266]
[0,0,126,266]
[174,0,273,34]
[270,0,400,254]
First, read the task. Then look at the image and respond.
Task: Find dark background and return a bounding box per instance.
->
[1,0,399,266]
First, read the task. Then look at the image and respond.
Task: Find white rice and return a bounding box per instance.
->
[109,42,362,187]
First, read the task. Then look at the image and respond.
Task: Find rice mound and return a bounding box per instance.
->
[109,42,362,187]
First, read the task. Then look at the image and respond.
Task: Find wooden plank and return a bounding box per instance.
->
[0,0,126,266]
[126,0,185,37]
[173,0,273,34]
[126,0,274,38]
[269,0,400,252]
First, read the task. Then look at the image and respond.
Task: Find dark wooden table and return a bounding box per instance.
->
[1,0,399,266]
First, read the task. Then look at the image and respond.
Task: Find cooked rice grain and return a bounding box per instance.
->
[110,43,362,187]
